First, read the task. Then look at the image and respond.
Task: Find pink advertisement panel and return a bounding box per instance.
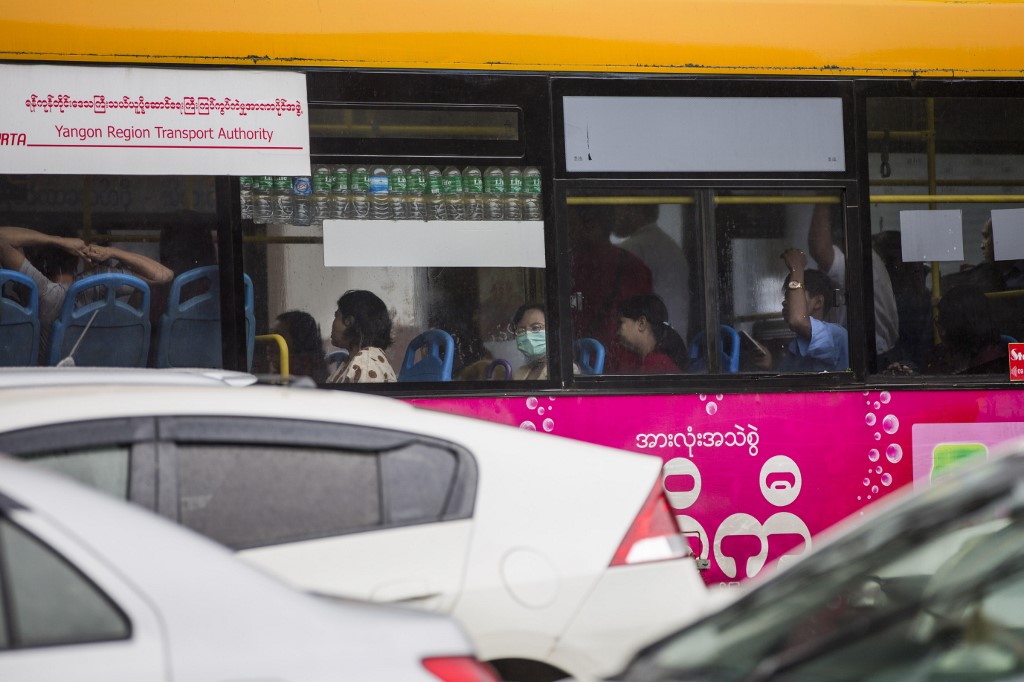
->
[411,389,1024,586]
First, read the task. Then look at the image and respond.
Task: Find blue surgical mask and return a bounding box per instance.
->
[516,331,547,360]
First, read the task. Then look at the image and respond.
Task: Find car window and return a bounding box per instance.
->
[176,444,380,549]
[0,517,129,648]
[24,447,131,501]
[381,444,458,525]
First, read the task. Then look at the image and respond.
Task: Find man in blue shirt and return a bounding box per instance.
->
[777,247,849,372]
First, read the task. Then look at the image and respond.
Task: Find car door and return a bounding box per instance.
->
[0,418,158,510]
[155,416,476,613]
[0,502,166,681]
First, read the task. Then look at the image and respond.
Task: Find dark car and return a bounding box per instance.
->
[618,438,1024,682]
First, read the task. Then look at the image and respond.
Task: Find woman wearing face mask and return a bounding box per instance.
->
[511,303,550,380]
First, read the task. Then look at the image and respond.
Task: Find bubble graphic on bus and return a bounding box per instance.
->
[868,448,880,462]
[879,391,891,404]
[931,442,987,480]
[526,396,539,410]
[881,473,893,486]
[882,414,899,434]
[865,413,877,426]
[542,418,554,432]
[886,443,903,464]
[706,402,718,415]
[519,421,537,430]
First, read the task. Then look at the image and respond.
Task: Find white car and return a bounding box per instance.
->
[0,455,492,682]
[0,372,708,681]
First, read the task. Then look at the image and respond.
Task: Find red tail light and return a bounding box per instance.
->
[609,481,689,567]
[422,656,501,682]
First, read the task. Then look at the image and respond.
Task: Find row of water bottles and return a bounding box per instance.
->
[241,164,542,225]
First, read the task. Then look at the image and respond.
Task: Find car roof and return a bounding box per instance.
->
[0,366,259,388]
[0,455,473,666]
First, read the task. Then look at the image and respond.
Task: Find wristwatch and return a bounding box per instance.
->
[787,280,803,290]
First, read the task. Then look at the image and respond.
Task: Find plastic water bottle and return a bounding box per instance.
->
[426,166,446,220]
[484,166,505,220]
[291,176,313,227]
[463,166,484,220]
[272,175,294,224]
[389,166,408,219]
[368,166,391,219]
[350,166,370,219]
[330,165,350,219]
[311,166,332,225]
[442,166,465,220]
[406,165,427,220]
[253,176,274,224]
[523,166,543,220]
[239,176,253,221]
[504,167,523,220]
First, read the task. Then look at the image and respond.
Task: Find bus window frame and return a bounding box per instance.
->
[553,181,868,392]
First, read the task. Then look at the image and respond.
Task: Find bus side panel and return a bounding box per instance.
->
[411,389,1024,585]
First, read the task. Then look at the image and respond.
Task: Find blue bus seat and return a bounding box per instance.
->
[48,273,150,367]
[326,349,349,372]
[155,267,255,370]
[575,337,605,375]
[0,269,40,366]
[689,325,741,373]
[398,329,455,382]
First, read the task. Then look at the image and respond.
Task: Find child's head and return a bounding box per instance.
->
[332,290,392,351]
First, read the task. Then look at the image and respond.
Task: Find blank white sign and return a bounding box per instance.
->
[563,96,845,172]
[900,210,964,262]
[991,208,1024,261]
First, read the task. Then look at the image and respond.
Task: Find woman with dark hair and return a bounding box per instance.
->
[326,290,397,383]
[616,294,688,373]
[511,302,549,380]
[272,310,328,383]
[924,285,1008,375]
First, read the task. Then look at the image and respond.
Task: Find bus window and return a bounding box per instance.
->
[715,190,851,374]
[245,228,544,384]
[0,174,218,368]
[868,97,1024,377]
[567,197,698,376]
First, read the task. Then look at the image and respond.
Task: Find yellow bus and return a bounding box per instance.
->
[4,0,1024,593]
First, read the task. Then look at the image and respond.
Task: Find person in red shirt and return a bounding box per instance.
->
[568,204,653,372]
[615,294,688,374]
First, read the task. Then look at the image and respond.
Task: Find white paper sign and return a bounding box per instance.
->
[563,96,845,172]
[0,64,310,175]
[323,220,545,267]
[899,209,964,262]
[991,208,1024,261]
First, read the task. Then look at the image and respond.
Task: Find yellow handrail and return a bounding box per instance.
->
[255,333,289,377]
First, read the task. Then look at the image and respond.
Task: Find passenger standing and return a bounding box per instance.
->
[808,204,898,362]
[568,204,653,373]
[611,204,691,342]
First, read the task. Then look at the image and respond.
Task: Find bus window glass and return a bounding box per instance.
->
[567,198,699,376]
[868,97,1024,377]
[0,174,219,368]
[246,230,544,383]
[716,190,851,374]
